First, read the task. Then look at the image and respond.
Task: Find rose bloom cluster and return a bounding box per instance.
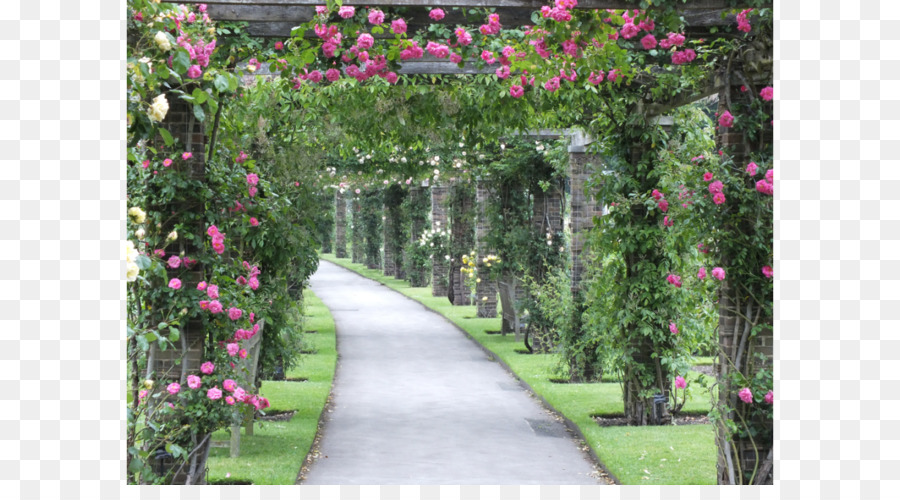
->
[150,359,270,410]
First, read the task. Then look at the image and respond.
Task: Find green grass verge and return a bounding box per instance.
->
[205,288,337,485]
[320,253,717,485]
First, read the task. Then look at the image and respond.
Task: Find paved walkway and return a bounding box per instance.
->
[303,260,600,485]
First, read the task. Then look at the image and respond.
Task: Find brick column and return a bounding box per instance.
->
[382,202,396,276]
[475,180,497,317]
[334,190,347,258]
[714,84,774,485]
[149,94,205,382]
[351,197,364,264]
[567,141,602,293]
[448,183,474,306]
[430,183,450,297]
[406,186,429,286]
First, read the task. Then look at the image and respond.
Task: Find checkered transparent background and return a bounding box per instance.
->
[0,0,895,498]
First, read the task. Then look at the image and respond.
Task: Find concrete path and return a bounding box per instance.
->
[303,260,600,485]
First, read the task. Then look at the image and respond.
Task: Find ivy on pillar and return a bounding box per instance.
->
[474,179,497,317]
[448,182,475,306]
[430,182,450,298]
[334,189,347,258]
[148,93,205,383]
[350,196,364,264]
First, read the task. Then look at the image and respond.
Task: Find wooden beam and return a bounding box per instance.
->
[242,55,494,75]
[202,5,748,38]
[176,0,760,11]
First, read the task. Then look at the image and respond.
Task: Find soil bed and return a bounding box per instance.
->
[593,413,709,427]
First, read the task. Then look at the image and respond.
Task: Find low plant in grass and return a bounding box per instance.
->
[205,289,337,485]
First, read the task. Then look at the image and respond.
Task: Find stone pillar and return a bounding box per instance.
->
[149,94,205,381]
[351,197,364,264]
[430,182,450,298]
[334,190,347,258]
[382,203,396,276]
[448,183,474,306]
[567,136,602,293]
[475,180,497,317]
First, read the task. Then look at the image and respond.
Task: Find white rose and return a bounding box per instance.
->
[154,31,172,51]
[167,230,178,241]
[127,262,140,282]
[128,206,146,224]
[135,228,146,240]
[147,94,168,122]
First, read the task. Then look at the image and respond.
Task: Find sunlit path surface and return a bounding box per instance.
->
[303,260,600,485]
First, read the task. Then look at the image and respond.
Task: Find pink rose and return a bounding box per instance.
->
[200,361,215,375]
[765,169,773,184]
[274,41,284,50]
[718,110,734,128]
[640,34,657,50]
[368,9,384,25]
[708,180,724,194]
[698,267,707,280]
[391,18,407,34]
[712,192,726,205]
[338,6,355,18]
[207,386,223,400]
[225,395,236,405]
[197,281,207,291]
[666,274,682,288]
[762,265,773,279]
[764,390,773,404]
[249,277,260,290]
[182,152,192,160]
[357,33,374,50]
[228,307,243,321]
[703,172,714,182]
[250,217,259,227]
[239,349,248,359]
[620,22,639,39]
[138,390,147,403]
[746,162,758,176]
[186,65,202,79]
[207,225,219,237]
[544,77,561,92]
[711,267,726,281]
[247,173,259,185]
[325,68,340,82]
[658,200,669,212]
[675,376,686,389]
[223,379,236,392]
[651,189,662,201]
[167,382,180,395]
[669,322,678,334]
[509,85,524,98]
[209,300,223,314]
[167,255,181,268]
[759,86,773,101]
[429,8,445,21]
[163,158,172,167]
[227,343,239,357]
[187,375,201,389]
[738,387,753,403]
[207,284,219,299]
[168,278,182,289]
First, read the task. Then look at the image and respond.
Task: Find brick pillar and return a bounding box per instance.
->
[430,183,450,297]
[406,186,429,286]
[334,190,347,258]
[532,185,564,245]
[567,146,602,293]
[382,202,396,276]
[149,94,205,382]
[448,183,474,306]
[714,83,774,485]
[475,180,497,317]
[351,197,364,264]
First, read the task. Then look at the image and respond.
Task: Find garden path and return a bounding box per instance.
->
[303,260,600,484]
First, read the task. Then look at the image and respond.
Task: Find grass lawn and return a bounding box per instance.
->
[205,288,337,485]
[320,253,717,485]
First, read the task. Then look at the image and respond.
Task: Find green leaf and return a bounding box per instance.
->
[213,74,229,93]
[172,47,191,75]
[128,457,145,473]
[144,331,158,342]
[192,88,207,104]
[158,128,174,147]
[193,104,205,122]
[168,327,180,342]
[135,254,152,270]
